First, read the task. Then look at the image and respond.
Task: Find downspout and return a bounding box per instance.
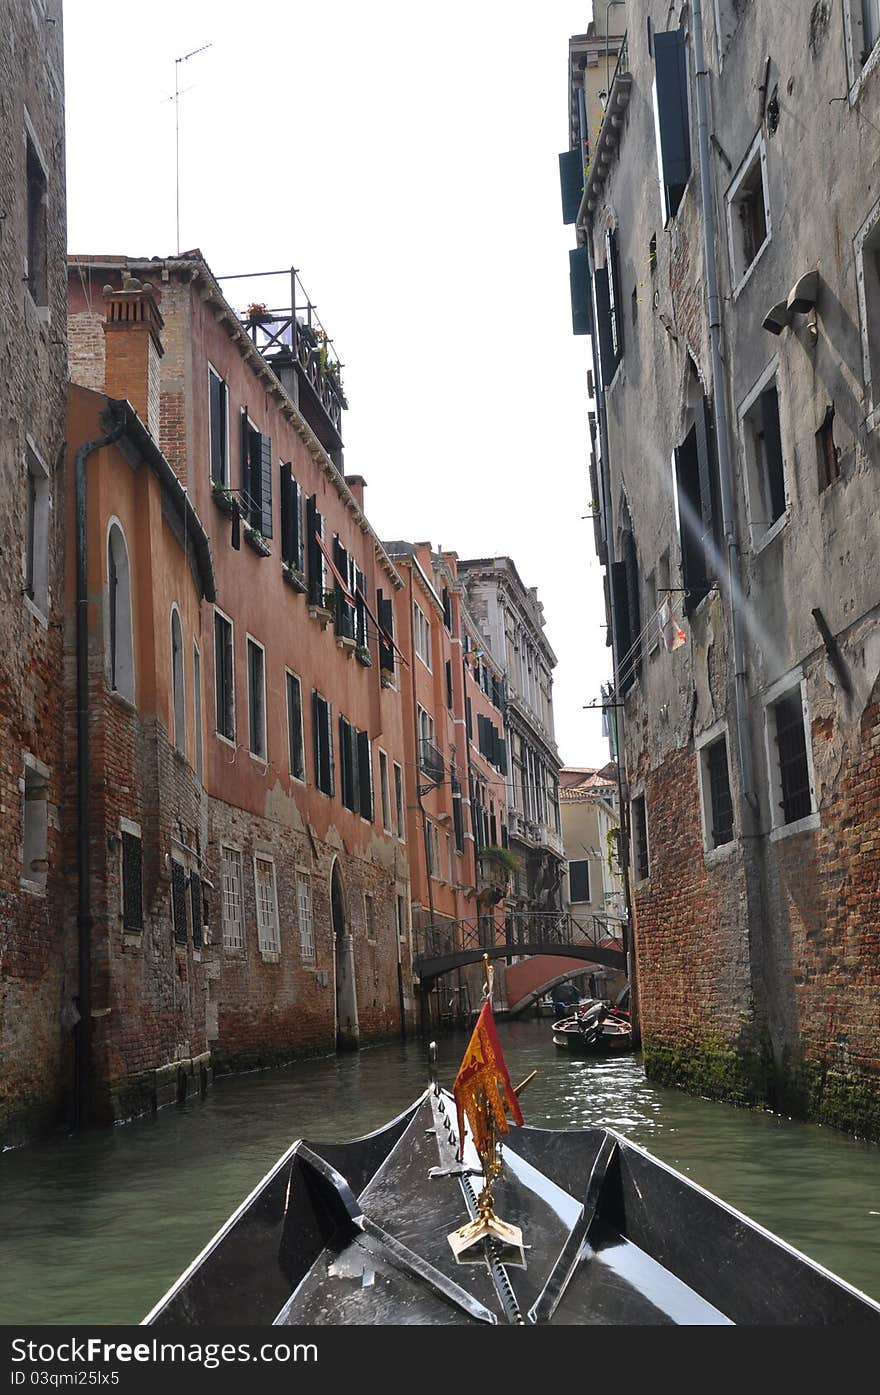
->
[73,414,125,1129]
[407,569,438,1035]
[691,0,758,824]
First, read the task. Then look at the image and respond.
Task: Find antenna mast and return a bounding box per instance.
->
[174,42,212,255]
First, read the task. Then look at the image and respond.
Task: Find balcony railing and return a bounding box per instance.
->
[412,910,624,967]
[418,737,444,785]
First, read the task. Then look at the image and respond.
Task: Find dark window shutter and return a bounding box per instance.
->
[357,730,373,821]
[607,227,624,362]
[625,532,642,682]
[259,433,272,537]
[445,660,454,709]
[240,407,249,496]
[760,386,787,521]
[611,560,635,692]
[306,495,321,603]
[694,396,718,548]
[569,245,592,336]
[653,29,691,218]
[210,373,225,484]
[452,791,464,852]
[293,479,304,570]
[377,591,395,673]
[190,872,203,949]
[594,267,616,386]
[339,716,352,808]
[569,859,590,902]
[280,464,294,565]
[558,148,584,224]
[121,832,143,931]
[465,696,473,741]
[355,567,367,646]
[498,738,507,776]
[312,691,322,788]
[171,860,187,945]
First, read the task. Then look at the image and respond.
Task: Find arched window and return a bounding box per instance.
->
[171,606,185,753]
[107,523,134,701]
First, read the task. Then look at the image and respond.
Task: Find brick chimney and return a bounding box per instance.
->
[102,276,164,438]
[344,474,366,510]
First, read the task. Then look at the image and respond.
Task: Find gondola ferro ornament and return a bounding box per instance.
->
[447,957,526,1267]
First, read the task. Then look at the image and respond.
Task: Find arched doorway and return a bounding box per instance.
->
[331,859,359,1051]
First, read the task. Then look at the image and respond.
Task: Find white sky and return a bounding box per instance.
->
[63,0,611,769]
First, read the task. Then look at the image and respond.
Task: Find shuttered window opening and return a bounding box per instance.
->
[675,400,720,613]
[631,796,649,881]
[653,29,692,221]
[171,859,188,945]
[413,603,431,668]
[559,147,584,224]
[286,672,305,781]
[221,845,244,950]
[254,856,281,955]
[339,715,360,813]
[334,537,356,639]
[706,737,734,847]
[445,660,454,710]
[280,464,303,569]
[355,568,368,648]
[605,226,624,363]
[772,692,813,825]
[757,385,786,524]
[465,696,473,741]
[358,730,374,821]
[297,872,314,960]
[247,637,266,760]
[306,495,327,605]
[452,773,464,853]
[121,831,143,931]
[594,266,617,387]
[240,411,273,539]
[565,837,592,894]
[313,691,334,796]
[190,871,203,949]
[377,590,395,674]
[394,762,405,840]
[379,750,392,832]
[569,245,592,336]
[214,611,235,741]
[209,367,229,487]
[442,587,452,632]
[611,536,642,695]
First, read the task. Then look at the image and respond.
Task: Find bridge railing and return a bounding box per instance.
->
[412,911,624,966]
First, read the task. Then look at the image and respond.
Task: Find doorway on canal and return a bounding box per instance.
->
[331,858,359,1051]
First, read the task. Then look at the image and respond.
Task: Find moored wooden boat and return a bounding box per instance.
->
[143,1084,880,1326]
[552,1002,634,1055]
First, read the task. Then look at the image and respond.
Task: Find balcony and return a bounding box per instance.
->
[581,33,632,221]
[418,738,444,786]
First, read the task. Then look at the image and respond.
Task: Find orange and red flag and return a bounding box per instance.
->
[452,1000,523,1161]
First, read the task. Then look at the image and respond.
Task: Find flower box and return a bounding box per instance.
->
[244,528,271,557]
[211,487,235,516]
[282,564,307,594]
[355,644,372,667]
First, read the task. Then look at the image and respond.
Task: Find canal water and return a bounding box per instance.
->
[2,1019,879,1323]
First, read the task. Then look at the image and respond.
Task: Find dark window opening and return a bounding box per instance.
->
[377,589,395,674]
[286,672,304,780]
[611,533,642,693]
[773,692,812,825]
[247,639,265,759]
[26,135,48,307]
[214,612,234,741]
[280,464,303,569]
[675,403,720,612]
[445,660,454,710]
[171,860,188,945]
[241,411,272,539]
[653,29,691,221]
[190,871,203,950]
[312,691,334,796]
[816,405,840,491]
[121,831,143,931]
[754,384,787,527]
[705,737,734,847]
[569,858,591,903]
[632,796,649,881]
[209,370,228,486]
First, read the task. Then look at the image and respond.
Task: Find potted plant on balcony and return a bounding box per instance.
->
[244,526,271,557]
[476,845,517,906]
[246,301,269,324]
[355,643,372,667]
[211,481,235,515]
[282,562,307,593]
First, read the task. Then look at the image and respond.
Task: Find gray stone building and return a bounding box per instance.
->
[457,558,564,930]
[0,0,68,1143]
[564,1,880,1137]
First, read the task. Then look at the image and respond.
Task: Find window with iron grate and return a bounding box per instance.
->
[171,860,188,945]
[771,692,813,826]
[705,737,734,847]
[631,796,649,881]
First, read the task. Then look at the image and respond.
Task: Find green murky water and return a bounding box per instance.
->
[2,1020,879,1322]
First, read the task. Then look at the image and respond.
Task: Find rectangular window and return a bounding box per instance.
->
[208,366,229,487]
[306,495,327,606]
[445,660,454,710]
[741,374,787,546]
[247,637,266,759]
[121,828,143,930]
[702,736,734,848]
[190,871,203,950]
[286,671,305,781]
[396,894,408,940]
[24,440,49,616]
[377,589,395,675]
[379,750,391,832]
[816,406,841,492]
[280,464,303,570]
[605,225,624,364]
[425,818,436,876]
[312,691,334,796]
[364,893,376,940]
[446,832,453,882]
[25,131,48,307]
[568,859,591,903]
[193,643,203,783]
[339,716,359,812]
[611,533,642,691]
[241,412,273,539]
[394,762,405,840]
[171,859,188,945]
[20,756,48,892]
[214,610,235,741]
[221,845,244,950]
[727,135,770,291]
[631,795,649,882]
[297,872,314,961]
[769,690,814,827]
[254,855,280,955]
[674,399,719,611]
[652,29,691,222]
[357,729,374,821]
[413,602,431,668]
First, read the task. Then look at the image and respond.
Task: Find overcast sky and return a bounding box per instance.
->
[63,0,610,769]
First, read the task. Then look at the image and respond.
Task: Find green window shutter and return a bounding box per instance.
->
[611,561,635,693]
[259,434,273,538]
[594,267,616,386]
[569,245,592,336]
[357,729,373,821]
[653,29,691,219]
[240,407,249,497]
[694,397,719,551]
[280,464,294,564]
[559,149,584,224]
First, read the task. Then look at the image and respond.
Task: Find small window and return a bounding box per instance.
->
[121,826,143,930]
[394,762,405,840]
[768,689,815,827]
[171,608,185,754]
[280,464,304,571]
[24,441,49,617]
[631,795,649,882]
[377,588,395,675]
[379,750,391,832]
[247,636,266,760]
[855,200,880,416]
[700,736,734,849]
[190,871,203,950]
[25,130,48,308]
[445,660,454,710]
[413,602,431,668]
[208,366,229,487]
[214,610,235,742]
[674,400,719,611]
[254,855,280,955]
[364,893,376,941]
[741,374,787,546]
[396,894,408,940]
[425,818,436,877]
[568,859,591,903]
[286,671,305,781]
[107,522,134,701]
[21,756,48,891]
[312,691,334,796]
[193,644,203,784]
[221,845,244,950]
[171,860,188,945]
[727,136,770,292]
[297,872,314,960]
[816,405,841,492]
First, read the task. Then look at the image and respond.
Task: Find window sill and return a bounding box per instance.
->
[752,509,790,555]
[248,749,268,768]
[770,810,820,842]
[122,930,143,948]
[703,839,737,866]
[731,234,771,302]
[337,635,356,654]
[216,730,236,749]
[23,593,48,629]
[307,603,334,630]
[108,687,137,715]
[222,944,245,957]
[20,876,47,897]
[259,950,281,964]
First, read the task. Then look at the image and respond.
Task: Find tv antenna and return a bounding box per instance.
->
[173,42,212,254]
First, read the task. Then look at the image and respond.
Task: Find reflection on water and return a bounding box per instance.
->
[2,1020,879,1323]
